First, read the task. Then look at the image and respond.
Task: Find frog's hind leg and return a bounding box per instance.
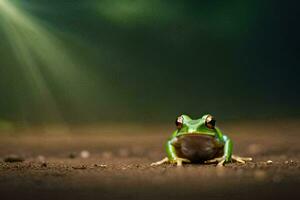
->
[232,155,252,164]
[151,157,169,166]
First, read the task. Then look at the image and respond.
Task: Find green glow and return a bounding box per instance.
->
[0,0,98,123]
[96,0,177,25]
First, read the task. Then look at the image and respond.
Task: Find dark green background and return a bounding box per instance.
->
[0,0,299,124]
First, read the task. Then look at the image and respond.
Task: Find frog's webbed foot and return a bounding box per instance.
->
[171,157,191,167]
[151,157,169,166]
[205,155,252,167]
[205,157,226,167]
[231,155,252,164]
[151,157,191,167]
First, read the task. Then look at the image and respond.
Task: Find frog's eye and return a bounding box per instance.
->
[205,115,216,129]
[175,115,184,129]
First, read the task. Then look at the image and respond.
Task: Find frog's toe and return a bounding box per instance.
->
[232,155,252,164]
[171,157,191,167]
[217,159,226,167]
[205,157,225,165]
[205,157,227,167]
[205,158,218,164]
[151,157,169,166]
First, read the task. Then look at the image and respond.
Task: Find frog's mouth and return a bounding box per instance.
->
[175,133,216,142]
[176,132,215,137]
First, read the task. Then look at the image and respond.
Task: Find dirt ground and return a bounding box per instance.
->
[0,120,299,200]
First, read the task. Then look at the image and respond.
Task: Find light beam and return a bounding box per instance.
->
[0,0,98,124]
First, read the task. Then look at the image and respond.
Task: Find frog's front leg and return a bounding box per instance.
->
[205,135,252,166]
[205,135,233,166]
[151,138,190,167]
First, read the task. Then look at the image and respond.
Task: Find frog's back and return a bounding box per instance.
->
[173,134,223,162]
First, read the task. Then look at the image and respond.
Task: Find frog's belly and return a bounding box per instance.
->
[173,134,223,162]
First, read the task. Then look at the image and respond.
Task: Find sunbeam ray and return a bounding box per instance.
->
[0,0,99,124]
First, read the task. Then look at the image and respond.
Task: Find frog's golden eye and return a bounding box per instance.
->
[175,115,184,129]
[205,115,216,129]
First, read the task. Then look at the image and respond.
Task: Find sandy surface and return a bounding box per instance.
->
[0,120,299,200]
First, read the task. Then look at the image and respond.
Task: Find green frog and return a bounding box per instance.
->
[151,114,252,167]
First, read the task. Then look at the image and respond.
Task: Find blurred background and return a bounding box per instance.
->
[0,0,299,127]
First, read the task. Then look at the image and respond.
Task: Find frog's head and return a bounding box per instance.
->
[175,114,217,137]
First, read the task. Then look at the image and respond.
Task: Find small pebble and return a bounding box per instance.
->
[94,164,107,168]
[135,164,141,168]
[266,160,273,165]
[41,162,47,167]
[4,155,24,163]
[80,150,90,159]
[284,161,289,164]
[69,152,77,159]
